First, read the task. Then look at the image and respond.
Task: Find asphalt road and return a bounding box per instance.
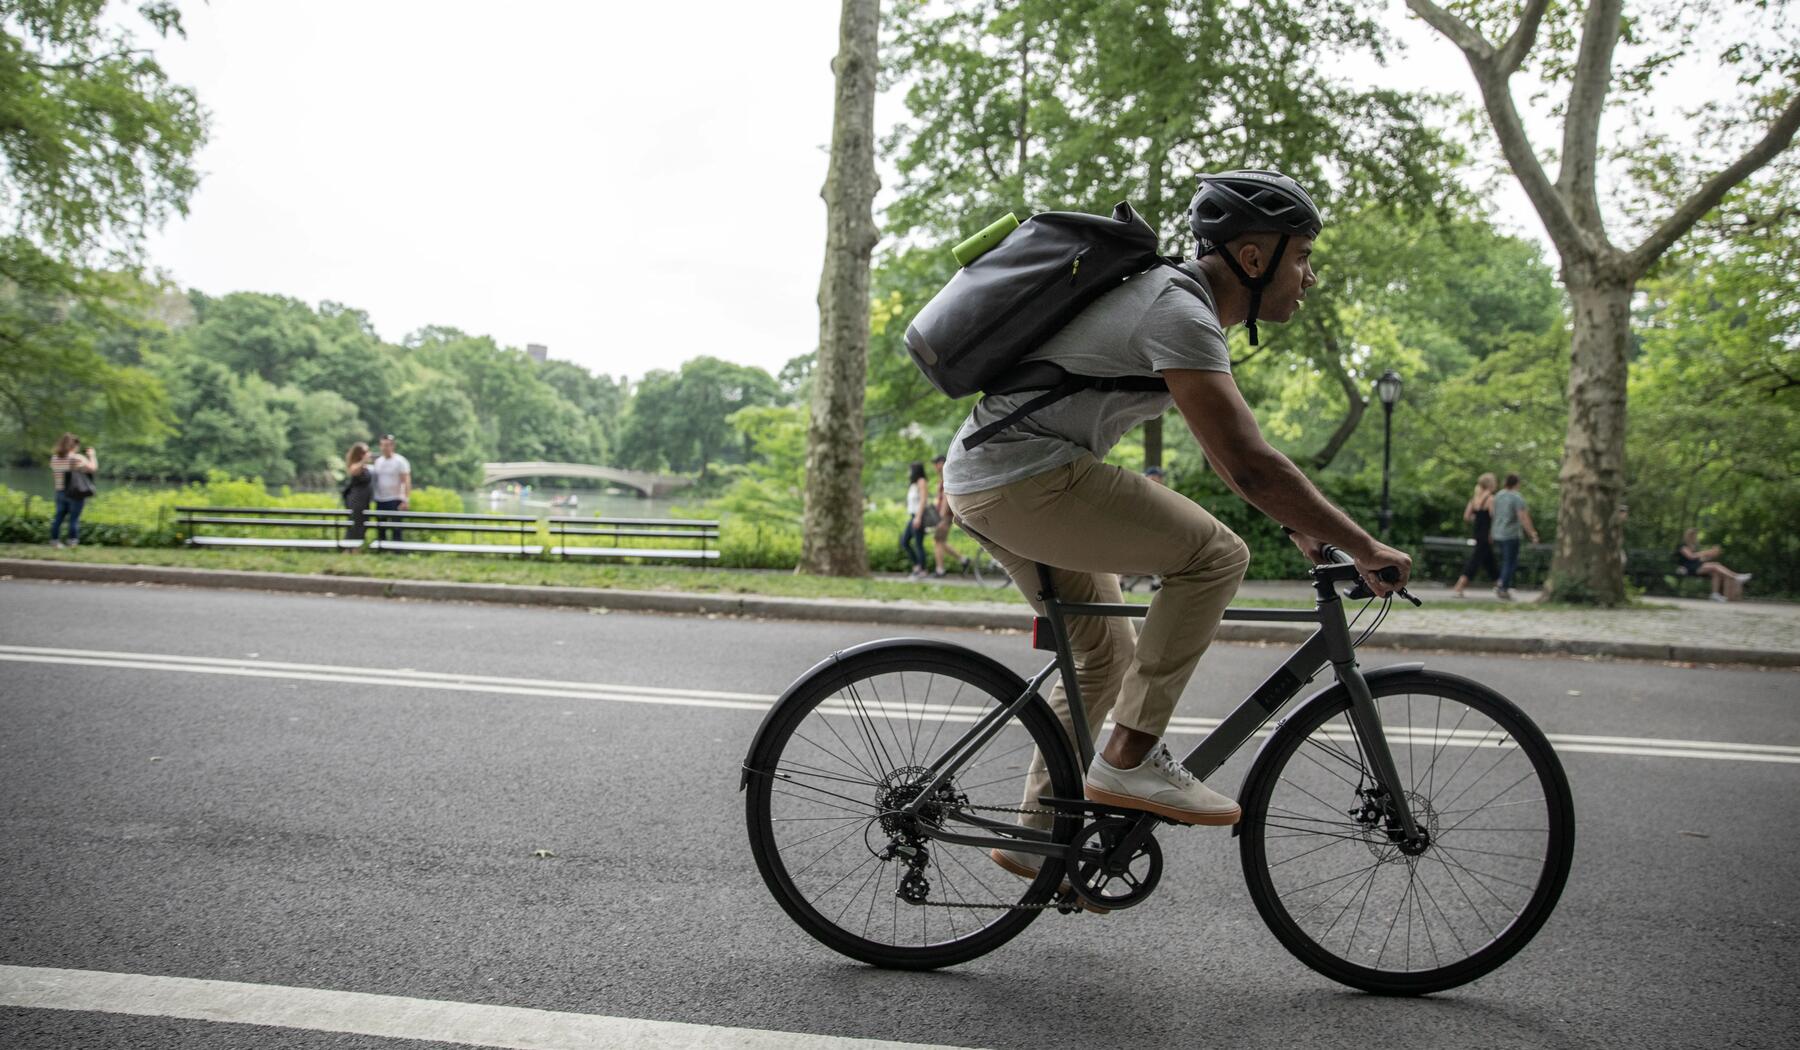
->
[2,579,1796,1049]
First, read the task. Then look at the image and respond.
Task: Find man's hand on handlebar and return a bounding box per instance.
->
[1350,540,1412,598]
[1286,528,1412,597]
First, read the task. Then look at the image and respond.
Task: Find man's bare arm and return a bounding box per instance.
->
[1163,368,1410,589]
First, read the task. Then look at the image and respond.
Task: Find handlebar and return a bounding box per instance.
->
[1316,543,1422,607]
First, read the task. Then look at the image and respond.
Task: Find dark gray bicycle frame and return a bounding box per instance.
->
[900,560,1424,858]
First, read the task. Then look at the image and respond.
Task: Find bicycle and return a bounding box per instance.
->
[741,547,1574,995]
[966,550,1013,589]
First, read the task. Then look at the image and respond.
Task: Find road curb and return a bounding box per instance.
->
[4,557,1796,668]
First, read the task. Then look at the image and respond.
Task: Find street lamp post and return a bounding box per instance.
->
[1375,369,1403,540]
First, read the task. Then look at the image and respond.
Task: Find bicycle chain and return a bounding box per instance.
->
[901,800,1083,913]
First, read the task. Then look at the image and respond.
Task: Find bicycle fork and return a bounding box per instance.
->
[1338,662,1426,849]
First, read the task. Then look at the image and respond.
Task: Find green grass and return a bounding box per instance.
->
[0,543,1075,606]
[0,543,1666,612]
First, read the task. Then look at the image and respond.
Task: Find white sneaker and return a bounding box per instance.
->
[1735,573,1753,583]
[1495,587,1513,601]
[1085,742,1241,826]
[50,540,62,549]
[1709,592,1729,603]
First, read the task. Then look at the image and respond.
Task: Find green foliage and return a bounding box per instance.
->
[0,0,206,261]
[1627,168,1800,596]
[883,0,1463,245]
[615,356,782,476]
[387,379,484,489]
[0,0,205,455]
[0,264,174,454]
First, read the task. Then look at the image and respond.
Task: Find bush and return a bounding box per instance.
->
[0,485,185,546]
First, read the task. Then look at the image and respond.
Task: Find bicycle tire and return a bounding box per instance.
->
[1239,670,1574,995]
[745,642,1082,969]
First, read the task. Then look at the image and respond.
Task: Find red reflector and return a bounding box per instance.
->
[1031,617,1056,651]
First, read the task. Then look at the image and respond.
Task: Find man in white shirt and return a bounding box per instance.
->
[369,434,412,546]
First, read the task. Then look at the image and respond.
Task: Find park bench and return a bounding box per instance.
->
[179,506,721,564]
[1421,536,1714,596]
[1625,548,1713,597]
[178,506,542,555]
[364,509,542,555]
[1419,535,1552,586]
[179,506,363,550]
[548,515,720,564]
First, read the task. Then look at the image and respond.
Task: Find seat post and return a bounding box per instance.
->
[1032,562,1096,770]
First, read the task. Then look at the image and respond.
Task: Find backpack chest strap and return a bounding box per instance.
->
[961,372,1168,451]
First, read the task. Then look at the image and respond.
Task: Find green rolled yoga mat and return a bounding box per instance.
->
[951,213,1019,267]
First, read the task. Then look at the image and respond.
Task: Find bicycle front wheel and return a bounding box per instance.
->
[744,642,1082,969]
[1240,670,1575,995]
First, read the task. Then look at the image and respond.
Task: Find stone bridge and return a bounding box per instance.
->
[480,462,693,499]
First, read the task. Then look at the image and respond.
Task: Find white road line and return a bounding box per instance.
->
[2,644,1795,765]
[0,964,978,1050]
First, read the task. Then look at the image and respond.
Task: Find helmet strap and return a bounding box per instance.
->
[1210,234,1290,346]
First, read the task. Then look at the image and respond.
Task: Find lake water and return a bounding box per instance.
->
[0,466,699,520]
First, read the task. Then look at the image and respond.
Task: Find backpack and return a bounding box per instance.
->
[903,202,1187,450]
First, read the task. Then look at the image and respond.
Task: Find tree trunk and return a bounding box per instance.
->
[1307,345,1366,471]
[1543,268,1632,604]
[800,0,880,576]
[1015,13,1030,201]
[1143,416,1162,471]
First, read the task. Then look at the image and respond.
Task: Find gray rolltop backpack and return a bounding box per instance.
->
[903,202,1186,450]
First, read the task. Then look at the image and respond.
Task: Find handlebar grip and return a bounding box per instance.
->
[1318,543,1357,567]
[1377,565,1402,584]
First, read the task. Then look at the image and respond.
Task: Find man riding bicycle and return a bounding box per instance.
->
[940,170,1413,877]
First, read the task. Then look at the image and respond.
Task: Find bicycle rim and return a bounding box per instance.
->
[745,648,1080,969]
[1241,672,1574,994]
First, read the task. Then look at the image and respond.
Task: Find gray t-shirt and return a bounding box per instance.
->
[942,261,1231,495]
[1490,489,1527,541]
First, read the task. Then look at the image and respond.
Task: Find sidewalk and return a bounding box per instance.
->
[883,570,1800,665]
[5,557,1796,667]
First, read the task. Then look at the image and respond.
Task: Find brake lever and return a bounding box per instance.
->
[1345,568,1424,606]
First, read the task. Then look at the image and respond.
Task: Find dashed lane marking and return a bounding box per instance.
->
[0,964,981,1049]
[2,644,1796,765]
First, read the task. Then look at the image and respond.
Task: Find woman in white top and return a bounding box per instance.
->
[901,461,930,579]
[48,432,98,548]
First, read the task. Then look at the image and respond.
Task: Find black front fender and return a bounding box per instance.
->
[738,637,1036,790]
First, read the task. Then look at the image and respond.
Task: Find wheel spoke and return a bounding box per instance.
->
[1248,683,1570,987]
[750,655,1081,962]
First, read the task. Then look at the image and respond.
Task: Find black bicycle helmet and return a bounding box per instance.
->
[1187,169,1322,345]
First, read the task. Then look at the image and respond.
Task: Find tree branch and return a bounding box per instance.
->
[1629,93,1800,276]
[1497,0,1551,74]
[1557,0,1623,231]
[1407,0,1587,255]
[1307,345,1367,471]
[1403,1,1494,59]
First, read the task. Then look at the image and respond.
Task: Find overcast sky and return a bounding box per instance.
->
[137,2,1592,382]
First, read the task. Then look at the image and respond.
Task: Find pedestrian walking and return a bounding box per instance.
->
[1490,473,1539,600]
[341,442,374,546]
[1675,528,1752,602]
[369,434,411,546]
[929,454,971,577]
[47,433,98,548]
[1451,472,1499,597]
[901,461,930,579]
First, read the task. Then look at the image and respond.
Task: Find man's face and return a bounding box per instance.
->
[380,438,395,457]
[1237,234,1317,322]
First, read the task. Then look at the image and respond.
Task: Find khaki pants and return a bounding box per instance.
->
[947,455,1250,819]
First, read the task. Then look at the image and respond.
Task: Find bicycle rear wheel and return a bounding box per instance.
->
[744,642,1081,969]
[1239,670,1574,995]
